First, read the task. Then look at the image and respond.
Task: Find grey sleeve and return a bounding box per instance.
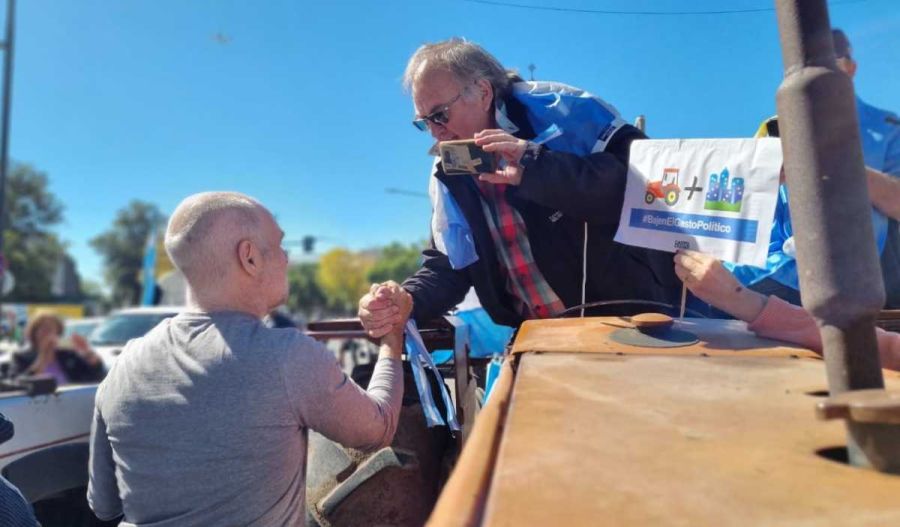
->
[281,340,403,452]
[87,405,123,521]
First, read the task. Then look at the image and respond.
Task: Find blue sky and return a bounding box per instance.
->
[7,0,900,287]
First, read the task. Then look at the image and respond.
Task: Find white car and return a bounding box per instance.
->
[90,306,185,368]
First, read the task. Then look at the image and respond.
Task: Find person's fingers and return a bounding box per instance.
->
[374,280,402,298]
[362,295,392,310]
[676,252,705,274]
[677,249,705,265]
[367,324,393,339]
[478,172,511,184]
[674,264,691,284]
[364,305,400,322]
[366,315,404,338]
[369,283,379,294]
[480,140,522,153]
[473,129,509,142]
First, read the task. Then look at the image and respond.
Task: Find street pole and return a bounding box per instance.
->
[774,0,886,467]
[0,0,15,293]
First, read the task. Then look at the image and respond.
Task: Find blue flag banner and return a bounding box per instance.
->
[140,230,158,306]
[404,320,460,431]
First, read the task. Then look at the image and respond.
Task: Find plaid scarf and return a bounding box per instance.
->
[476,180,566,319]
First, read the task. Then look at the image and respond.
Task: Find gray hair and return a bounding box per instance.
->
[164,191,266,287]
[402,37,520,102]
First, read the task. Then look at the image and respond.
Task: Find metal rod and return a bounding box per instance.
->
[774,0,886,466]
[0,0,15,276]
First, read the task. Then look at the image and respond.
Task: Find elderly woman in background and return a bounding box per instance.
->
[675,250,900,371]
[6,312,105,384]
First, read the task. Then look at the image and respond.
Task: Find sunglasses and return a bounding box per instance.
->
[412,92,463,132]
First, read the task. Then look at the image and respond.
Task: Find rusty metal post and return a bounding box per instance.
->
[774,0,887,467]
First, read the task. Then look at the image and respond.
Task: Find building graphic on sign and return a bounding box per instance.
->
[704,168,744,213]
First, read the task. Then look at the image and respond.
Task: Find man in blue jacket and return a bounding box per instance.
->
[729,29,900,308]
[359,38,681,336]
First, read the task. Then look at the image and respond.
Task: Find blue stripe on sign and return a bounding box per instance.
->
[628,208,759,243]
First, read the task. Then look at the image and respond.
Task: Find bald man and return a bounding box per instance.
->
[87,192,407,527]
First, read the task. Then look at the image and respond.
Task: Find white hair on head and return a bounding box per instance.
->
[164,191,266,288]
[402,37,520,102]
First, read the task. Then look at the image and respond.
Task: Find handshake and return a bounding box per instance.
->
[358,281,414,344]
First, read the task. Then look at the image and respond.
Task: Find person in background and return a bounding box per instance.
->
[729,29,900,307]
[675,249,900,371]
[4,312,104,384]
[88,192,407,527]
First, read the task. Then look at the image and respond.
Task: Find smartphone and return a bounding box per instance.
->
[438,139,497,175]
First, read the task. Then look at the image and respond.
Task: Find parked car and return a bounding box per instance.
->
[90,306,184,368]
[0,306,183,525]
[62,317,104,340]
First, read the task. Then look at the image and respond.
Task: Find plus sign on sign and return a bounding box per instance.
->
[614,138,782,267]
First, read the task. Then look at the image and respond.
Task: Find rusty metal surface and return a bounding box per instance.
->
[775,0,884,396]
[480,353,900,526]
[511,317,818,359]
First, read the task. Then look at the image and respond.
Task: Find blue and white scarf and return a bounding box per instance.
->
[430,80,627,269]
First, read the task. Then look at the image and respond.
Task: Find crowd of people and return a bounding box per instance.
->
[0,29,896,527]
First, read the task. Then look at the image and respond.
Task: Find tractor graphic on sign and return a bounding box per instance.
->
[644,167,681,206]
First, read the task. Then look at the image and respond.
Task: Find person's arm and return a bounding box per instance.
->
[402,245,472,323]
[359,244,471,338]
[476,125,644,224]
[866,167,900,220]
[674,250,767,322]
[674,249,900,371]
[283,329,405,453]
[748,296,900,371]
[87,405,123,521]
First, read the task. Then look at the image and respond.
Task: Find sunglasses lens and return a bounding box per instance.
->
[431,110,449,125]
[412,119,428,131]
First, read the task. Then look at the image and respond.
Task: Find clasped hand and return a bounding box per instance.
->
[358,281,413,340]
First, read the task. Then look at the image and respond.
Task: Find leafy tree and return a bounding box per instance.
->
[90,200,165,307]
[367,241,424,285]
[80,279,113,315]
[287,262,328,319]
[316,248,374,314]
[1,163,72,302]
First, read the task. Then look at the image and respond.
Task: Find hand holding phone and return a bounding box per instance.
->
[439,140,497,176]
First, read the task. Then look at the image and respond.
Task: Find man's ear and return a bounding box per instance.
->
[846,58,858,78]
[476,78,494,113]
[237,239,261,277]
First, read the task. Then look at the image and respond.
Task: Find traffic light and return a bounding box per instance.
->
[302,236,315,254]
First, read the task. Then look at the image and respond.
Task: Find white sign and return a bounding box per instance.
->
[614,138,782,267]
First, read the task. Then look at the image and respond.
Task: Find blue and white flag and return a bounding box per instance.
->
[140,229,158,306]
[404,320,460,431]
[430,80,627,270]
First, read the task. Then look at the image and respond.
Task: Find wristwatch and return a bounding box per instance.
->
[519,141,542,168]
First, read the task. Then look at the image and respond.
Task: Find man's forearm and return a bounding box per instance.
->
[867,167,900,220]
[379,331,404,361]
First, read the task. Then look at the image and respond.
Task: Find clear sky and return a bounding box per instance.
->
[7,0,899,287]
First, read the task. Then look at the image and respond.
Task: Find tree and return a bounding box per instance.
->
[1,163,72,302]
[367,241,424,284]
[90,200,165,307]
[287,262,328,320]
[316,248,374,314]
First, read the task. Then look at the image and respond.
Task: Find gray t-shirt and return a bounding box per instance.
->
[88,311,402,527]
